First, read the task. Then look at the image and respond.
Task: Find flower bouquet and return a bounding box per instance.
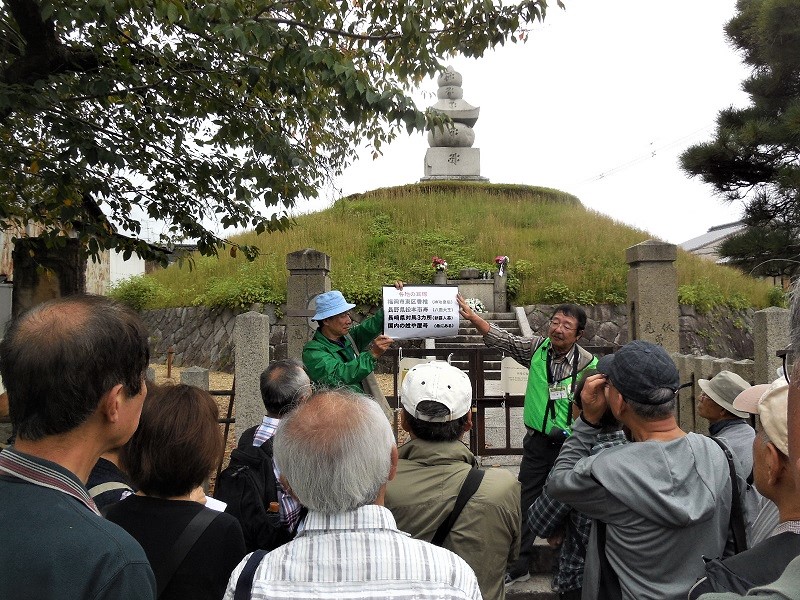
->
[432,256,448,272]
[494,255,509,277]
[465,298,487,313]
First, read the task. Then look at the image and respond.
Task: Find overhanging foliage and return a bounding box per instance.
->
[1,0,557,264]
[680,0,800,277]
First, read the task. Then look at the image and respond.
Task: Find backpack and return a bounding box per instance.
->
[214,426,295,552]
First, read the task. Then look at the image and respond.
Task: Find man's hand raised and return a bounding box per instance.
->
[580,373,610,426]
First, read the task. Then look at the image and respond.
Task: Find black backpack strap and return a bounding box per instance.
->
[88,480,134,498]
[234,549,268,600]
[155,508,220,598]
[595,520,622,599]
[709,436,747,554]
[431,466,485,547]
[237,425,260,450]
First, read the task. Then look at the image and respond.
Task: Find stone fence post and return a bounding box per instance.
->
[626,240,678,352]
[286,249,331,360]
[180,366,209,390]
[234,311,270,442]
[753,307,789,384]
[493,271,507,313]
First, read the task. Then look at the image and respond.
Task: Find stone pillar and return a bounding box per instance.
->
[672,353,695,432]
[234,311,270,441]
[285,249,331,360]
[753,307,789,384]
[493,271,507,313]
[626,240,679,352]
[180,366,209,390]
[689,355,715,433]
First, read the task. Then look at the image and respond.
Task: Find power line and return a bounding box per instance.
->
[579,124,715,184]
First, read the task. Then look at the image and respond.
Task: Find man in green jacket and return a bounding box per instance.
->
[302,290,394,393]
[457,294,597,585]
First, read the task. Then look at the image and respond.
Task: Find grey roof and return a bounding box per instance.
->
[679,221,744,252]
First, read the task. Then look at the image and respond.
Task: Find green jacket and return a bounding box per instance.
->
[525,337,597,434]
[302,309,384,392]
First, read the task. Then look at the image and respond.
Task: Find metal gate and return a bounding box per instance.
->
[387,345,613,456]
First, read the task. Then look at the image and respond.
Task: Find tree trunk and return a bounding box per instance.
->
[11,237,86,317]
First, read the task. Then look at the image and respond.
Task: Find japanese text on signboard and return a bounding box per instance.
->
[383,286,459,340]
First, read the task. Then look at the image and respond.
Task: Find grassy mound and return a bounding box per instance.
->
[115,182,778,311]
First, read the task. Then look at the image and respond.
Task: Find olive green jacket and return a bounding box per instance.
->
[386,438,521,600]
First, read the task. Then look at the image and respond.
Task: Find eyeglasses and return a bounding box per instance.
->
[549,319,577,333]
[778,345,794,385]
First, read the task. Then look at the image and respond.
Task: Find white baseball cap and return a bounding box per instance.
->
[401,361,472,422]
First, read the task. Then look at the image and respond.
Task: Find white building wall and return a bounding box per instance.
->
[109,250,146,287]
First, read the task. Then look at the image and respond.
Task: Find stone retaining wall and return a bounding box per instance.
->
[141,303,755,372]
[141,304,287,372]
[522,304,753,359]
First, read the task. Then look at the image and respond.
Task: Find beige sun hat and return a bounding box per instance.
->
[697,370,751,419]
[758,377,789,456]
[733,383,771,415]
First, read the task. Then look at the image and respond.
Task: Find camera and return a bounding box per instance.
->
[547,427,569,447]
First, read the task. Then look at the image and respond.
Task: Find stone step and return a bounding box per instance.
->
[469,312,516,320]
[457,326,522,337]
[506,574,557,600]
[530,537,559,575]
[438,335,492,345]
[466,318,519,327]
[447,359,501,370]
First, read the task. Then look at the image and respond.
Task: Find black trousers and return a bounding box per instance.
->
[509,428,562,577]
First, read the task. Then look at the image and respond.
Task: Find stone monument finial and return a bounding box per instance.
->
[421,66,488,182]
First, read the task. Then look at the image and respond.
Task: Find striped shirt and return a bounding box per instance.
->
[773,520,800,536]
[0,446,100,515]
[528,430,628,592]
[484,325,581,382]
[224,504,483,600]
[253,415,303,531]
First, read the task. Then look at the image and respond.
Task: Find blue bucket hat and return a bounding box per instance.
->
[311,291,356,322]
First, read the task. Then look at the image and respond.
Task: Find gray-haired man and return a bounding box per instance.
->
[224,388,482,600]
[547,340,734,600]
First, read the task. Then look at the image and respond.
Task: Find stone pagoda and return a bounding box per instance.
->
[420,66,488,182]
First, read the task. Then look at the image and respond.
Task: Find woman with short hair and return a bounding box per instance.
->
[106,384,246,600]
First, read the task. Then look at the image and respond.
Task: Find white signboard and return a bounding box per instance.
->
[383,285,459,340]
[501,356,529,395]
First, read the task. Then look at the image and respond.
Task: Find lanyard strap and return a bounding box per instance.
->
[543,346,581,429]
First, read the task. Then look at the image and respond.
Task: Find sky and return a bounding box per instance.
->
[309,0,752,246]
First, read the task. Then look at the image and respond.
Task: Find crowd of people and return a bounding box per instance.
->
[0,285,799,600]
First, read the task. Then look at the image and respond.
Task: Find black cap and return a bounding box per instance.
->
[596,340,680,405]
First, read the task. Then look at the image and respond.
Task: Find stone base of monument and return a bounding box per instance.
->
[420,175,489,181]
[422,147,488,180]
